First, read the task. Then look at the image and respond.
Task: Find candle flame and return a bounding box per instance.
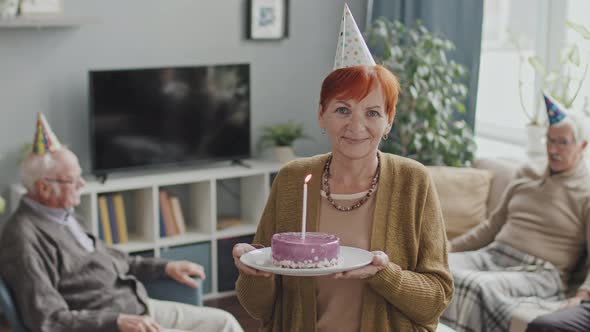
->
[304,174,312,183]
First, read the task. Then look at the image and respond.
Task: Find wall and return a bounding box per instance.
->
[0,0,368,213]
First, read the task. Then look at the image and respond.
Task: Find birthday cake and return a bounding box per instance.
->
[271,232,341,268]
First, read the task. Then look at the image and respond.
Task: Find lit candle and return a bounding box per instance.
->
[302,174,312,240]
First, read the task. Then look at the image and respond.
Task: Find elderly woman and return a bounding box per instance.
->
[232,5,453,331]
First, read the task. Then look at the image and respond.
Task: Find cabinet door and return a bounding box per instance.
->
[160,242,212,294]
[217,234,254,292]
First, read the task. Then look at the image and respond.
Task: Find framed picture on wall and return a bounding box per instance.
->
[247,0,289,40]
[19,0,63,16]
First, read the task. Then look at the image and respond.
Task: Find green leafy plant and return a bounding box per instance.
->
[258,121,310,148]
[513,21,590,125]
[365,18,476,166]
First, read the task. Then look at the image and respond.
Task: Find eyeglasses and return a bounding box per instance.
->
[543,136,575,149]
[44,177,84,185]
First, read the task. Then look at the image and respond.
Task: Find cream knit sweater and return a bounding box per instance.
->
[236,152,453,332]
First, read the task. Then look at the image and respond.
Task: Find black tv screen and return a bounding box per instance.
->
[89,64,250,174]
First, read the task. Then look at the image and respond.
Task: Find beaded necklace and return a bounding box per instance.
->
[322,153,380,212]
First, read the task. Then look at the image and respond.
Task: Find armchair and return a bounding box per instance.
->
[0,275,203,332]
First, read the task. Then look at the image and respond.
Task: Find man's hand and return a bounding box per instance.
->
[165,261,206,288]
[333,251,389,279]
[117,314,161,332]
[564,290,590,308]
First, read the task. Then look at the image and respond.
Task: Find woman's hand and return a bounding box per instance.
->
[233,243,272,277]
[333,251,389,279]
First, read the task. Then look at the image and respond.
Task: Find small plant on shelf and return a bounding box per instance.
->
[258,121,308,147]
[258,121,310,163]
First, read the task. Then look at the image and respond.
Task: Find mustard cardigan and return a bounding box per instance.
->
[236,152,453,332]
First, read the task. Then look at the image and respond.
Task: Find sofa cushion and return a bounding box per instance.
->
[473,158,520,215]
[428,166,493,240]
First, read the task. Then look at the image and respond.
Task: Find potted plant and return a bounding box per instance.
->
[513,21,590,156]
[365,18,476,167]
[258,121,309,163]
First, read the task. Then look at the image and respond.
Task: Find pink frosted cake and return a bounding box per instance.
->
[271,232,341,268]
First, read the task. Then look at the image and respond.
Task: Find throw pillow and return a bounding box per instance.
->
[473,158,520,215]
[427,166,494,240]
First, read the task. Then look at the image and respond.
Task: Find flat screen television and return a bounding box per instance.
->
[89,64,250,175]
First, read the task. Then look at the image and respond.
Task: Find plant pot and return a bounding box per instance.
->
[525,124,547,159]
[274,146,296,164]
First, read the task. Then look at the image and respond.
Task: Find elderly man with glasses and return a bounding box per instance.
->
[441,95,590,332]
[0,113,243,332]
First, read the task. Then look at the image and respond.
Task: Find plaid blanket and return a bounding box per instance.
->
[441,242,565,332]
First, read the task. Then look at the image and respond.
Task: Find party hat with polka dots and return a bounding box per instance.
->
[543,94,567,126]
[32,112,62,155]
[333,3,376,70]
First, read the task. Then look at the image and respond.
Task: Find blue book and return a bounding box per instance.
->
[97,206,104,241]
[159,208,166,238]
[106,195,120,244]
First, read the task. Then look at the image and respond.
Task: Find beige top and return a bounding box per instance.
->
[451,160,590,291]
[316,189,376,332]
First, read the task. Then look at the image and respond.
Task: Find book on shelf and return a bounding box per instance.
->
[217,217,243,230]
[158,208,168,238]
[169,196,186,234]
[97,195,113,245]
[112,194,129,244]
[97,202,104,241]
[159,208,166,238]
[159,190,178,236]
[106,195,120,244]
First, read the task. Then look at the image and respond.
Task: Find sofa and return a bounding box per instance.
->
[428,158,582,332]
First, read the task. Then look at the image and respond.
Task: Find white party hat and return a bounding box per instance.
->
[333,3,376,70]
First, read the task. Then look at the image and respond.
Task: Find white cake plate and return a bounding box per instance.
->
[240,246,374,277]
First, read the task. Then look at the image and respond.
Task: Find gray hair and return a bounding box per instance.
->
[553,112,590,144]
[20,148,74,195]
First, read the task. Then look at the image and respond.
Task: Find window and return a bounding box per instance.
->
[475,0,588,147]
[475,0,542,144]
[565,0,590,116]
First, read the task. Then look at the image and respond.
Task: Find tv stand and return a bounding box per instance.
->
[231,159,251,168]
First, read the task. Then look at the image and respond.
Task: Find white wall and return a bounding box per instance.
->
[0,0,367,212]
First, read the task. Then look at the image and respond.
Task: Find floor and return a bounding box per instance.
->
[0,295,259,332]
[205,295,260,332]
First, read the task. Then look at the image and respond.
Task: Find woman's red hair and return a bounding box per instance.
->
[319,65,400,124]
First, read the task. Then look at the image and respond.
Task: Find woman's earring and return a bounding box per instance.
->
[382,134,389,141]
[321,128,326,135]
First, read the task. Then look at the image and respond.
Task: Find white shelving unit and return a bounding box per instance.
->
[0,15,97,28]
[10,159,282,299]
